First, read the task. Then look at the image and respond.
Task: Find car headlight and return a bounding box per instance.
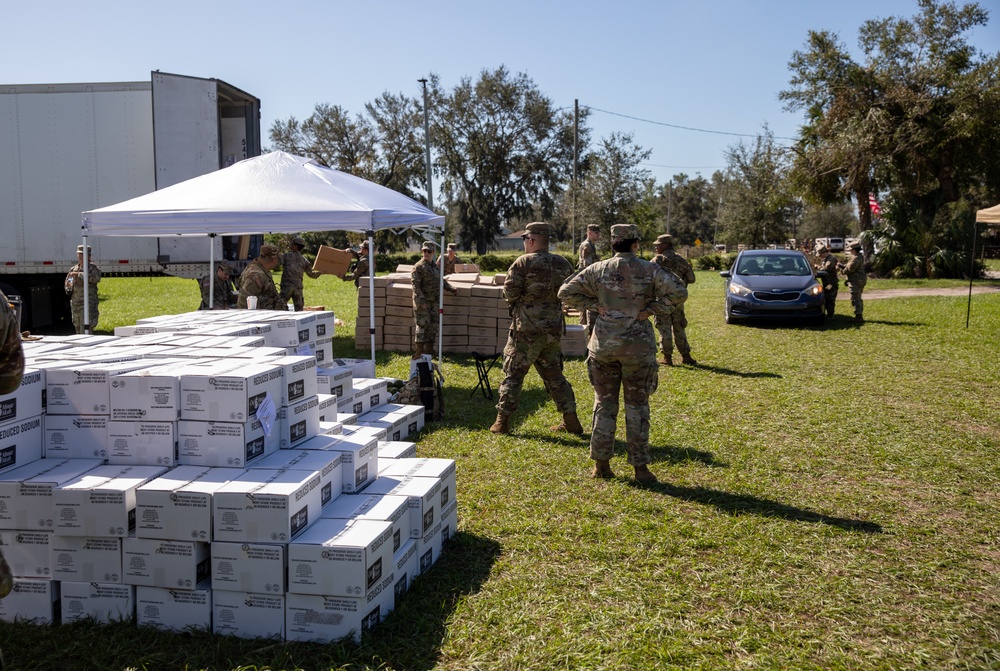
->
[806,283,823,296]
[728,282,752,297]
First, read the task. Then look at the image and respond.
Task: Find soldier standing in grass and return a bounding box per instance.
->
[577,224,601,332]
[411,241,458,359]
[280,236,324,311]
[559,224,688,483]
[199,262,236,310]
[651,234,696,366]
[814,245,838,317]
[65,245,101,333]
[342,241,370,288]
[490,222,583,436]
[237,244,283,310]
[840,243,867,322]
[442,243,463,276]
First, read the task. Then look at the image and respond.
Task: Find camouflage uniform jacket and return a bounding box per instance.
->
[504,251,575,335]
[0,291,24,395]
[442,255,462,276]
[349,256,370,287]
[842,253,867,287]
[237,259,282,310]
[411,259,455,310]
[200,274,236,309]
[652,249,696,286]
[578,239,599,270]
[280,250,322,289]
[66,262,101,303]
[559,252,688,358]
[817,253,839,289]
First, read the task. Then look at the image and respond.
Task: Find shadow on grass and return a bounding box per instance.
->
[650,444,727,467]
[690,363,782,379]
[639,481,882,533]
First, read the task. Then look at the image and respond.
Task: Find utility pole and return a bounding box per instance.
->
[666,180,672,234]
[572,99,579,248]
[418,79,433,210]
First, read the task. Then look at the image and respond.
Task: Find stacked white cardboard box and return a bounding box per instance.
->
[0,310,456,642]
[355,269,589,356]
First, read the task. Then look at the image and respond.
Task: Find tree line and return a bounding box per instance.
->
[269,0,1000,277]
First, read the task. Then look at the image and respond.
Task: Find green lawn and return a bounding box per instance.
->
[4,271,998,670]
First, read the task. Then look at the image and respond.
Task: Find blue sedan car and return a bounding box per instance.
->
[719,249,826,324]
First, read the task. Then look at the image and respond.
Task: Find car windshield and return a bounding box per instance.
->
[736,254,811,276]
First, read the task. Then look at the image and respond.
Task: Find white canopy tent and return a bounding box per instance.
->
[975,203,1000,224]
[80,151,445,362]
[966,203,1000,327]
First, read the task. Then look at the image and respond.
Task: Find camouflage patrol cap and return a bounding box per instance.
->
[420,241,435,252]
[447,243,457,251]
[76,245,92,254]
[217,262,233,274]
[291,236,306,247]
[522,222,552,237]
[654,234,673,246]
[611,224,640,240]
[816,245,829,254]
[850,243,862,251]
[259,244,280,260]
[586,224,601,233]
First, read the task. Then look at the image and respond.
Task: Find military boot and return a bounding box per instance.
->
[551,412,584,434]
[634,464,658,484]
[681,353,697,365]
[489,413,511,434]
[661,353,673,366]
[591,459,614,479]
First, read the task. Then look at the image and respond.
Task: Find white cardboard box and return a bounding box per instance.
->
[61,581,135,624]
[357,411,408,443]
[353,378,389,413]
[286,518,394,598]
[320,493,410,556]
[136,583,213,632]
[0,414,44,475]
[277,395,320,449]
[0,457,103,529]
[212,468,325,543]
[0,368,45,424]
[329,358,376,380]
[179,361,283,422]
[211,541,286,594]
[0,529,51,578]
[417,496,458,576]
[49,534,123,583]
[135,466,243,541]
[284,590,388,644]
[123,537,210,588]
[392,538,418,610]
[109,362,190,422]
[0,577,59,624]
[46,360,156,415]
[378,458,457,518]
[259,312,317,348]
[53,465,169,537]
[213,589,285,640]
[248,449,344,508]
[177,418,278,468]
[316,366,353,399]
[43,414,109,460]
[378,442,417,461]
[316,393,340,421]
[312,311,336,340]
[271,355,318,407]
[340,423,388,446]
[362,475,442,540]
[319,433,378,494]
[107,421,177,467]
[318,420,343,436]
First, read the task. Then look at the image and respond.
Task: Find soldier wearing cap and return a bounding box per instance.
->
[442,243,463,276]
[65,244,101,333]
[341,241,371,288]
[559,223,688,483]
[0,290,24,395]
[840,242,867,322]
[411,241,459,359]
[199,262,237,310]
[578,224,602,331]
[814,245,839,317]
[651,233,697,366]
[237,244,283,310]
[490,222,582,435]
[280,236,324,311]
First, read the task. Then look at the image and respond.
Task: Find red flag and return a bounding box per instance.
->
[869,194,882,218]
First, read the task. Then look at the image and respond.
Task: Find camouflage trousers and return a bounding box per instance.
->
[848,282,865,318]
[496,330,576,417]
[587,351,659,466]
[413,308,438,344]
[280,284,304,311]
[823,282,838,316]
[71,298,98,334]
[654,305,690,357]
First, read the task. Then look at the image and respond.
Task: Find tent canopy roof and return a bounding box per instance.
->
[976,203,1000,224]
[82,151,443,236]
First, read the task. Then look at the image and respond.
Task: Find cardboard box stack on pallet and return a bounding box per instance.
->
[355,267,589,357]
[0,310,457,642]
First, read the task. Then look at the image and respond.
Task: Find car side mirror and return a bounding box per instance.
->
[719,270,732,278]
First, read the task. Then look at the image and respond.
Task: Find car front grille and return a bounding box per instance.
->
[752,291,801,302]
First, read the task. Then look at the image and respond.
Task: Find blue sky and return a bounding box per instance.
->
[4,0,999,188]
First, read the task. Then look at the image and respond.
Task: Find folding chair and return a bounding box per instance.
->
[470,351,501,400]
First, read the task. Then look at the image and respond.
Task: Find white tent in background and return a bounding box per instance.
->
[80,151,445,361]
[975,203,1000,224]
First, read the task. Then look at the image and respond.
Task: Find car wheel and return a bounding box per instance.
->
[724,303,736,324]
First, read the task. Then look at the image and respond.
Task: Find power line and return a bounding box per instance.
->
[585,105,798,141]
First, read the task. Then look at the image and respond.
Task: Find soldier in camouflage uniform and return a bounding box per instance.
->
[280,236,324,311]
[577,224,601,331]
[814,245,839,317]
[651,234,696,365]
[840,242,867,322]
[65,245,101,334]
[490,222,582,435]
[199,262,237,310]
[237,244,283,310]
[559,224,688,483]
[442,243,463,276]
[341,241,371,288]
[412,241,458,359]
[0,290,24,395]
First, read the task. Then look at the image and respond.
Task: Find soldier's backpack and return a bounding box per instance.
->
[395,359,445,421]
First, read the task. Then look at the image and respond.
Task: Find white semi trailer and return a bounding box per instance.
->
[0,71,262,329]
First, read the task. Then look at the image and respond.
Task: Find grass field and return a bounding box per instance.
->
[3,271,999,670]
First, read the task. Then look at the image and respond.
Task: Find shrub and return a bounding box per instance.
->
[695,254,728,271]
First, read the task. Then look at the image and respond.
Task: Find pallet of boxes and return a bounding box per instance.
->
[355,264,588,357]
[0,308,457,642]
